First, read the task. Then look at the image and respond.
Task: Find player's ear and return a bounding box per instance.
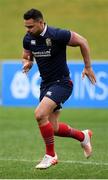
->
[39,19,44,24]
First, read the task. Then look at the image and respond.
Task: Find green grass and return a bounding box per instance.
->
[0,107,108,179]
[0,0,108,60]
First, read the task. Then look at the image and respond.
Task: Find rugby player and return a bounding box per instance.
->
[22,8,96,169]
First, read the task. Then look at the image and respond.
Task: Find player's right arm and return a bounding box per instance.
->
[22,49,33,73]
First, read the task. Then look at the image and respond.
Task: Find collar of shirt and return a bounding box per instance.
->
[40,24,47,36]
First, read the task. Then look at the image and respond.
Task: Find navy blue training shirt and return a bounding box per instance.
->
[23,25,71,82]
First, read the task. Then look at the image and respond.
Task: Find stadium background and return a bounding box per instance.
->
[0,0,108,179]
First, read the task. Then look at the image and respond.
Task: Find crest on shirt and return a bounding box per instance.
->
[46,38,52,46]
[31,40,36,45]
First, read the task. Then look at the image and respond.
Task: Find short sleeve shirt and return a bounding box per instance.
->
[23,25,71,82]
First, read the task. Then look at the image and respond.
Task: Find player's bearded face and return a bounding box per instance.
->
[24,19,44,36]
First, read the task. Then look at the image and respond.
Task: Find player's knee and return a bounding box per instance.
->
[34,108,42,122]
[34,108,46,122]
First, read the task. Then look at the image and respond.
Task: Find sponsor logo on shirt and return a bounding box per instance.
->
[32,49,51,57]
[31,40,36,45]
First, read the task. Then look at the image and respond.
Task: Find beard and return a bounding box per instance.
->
[30,30,41,37]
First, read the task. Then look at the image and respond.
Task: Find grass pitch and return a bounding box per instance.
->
[0,107,108,179]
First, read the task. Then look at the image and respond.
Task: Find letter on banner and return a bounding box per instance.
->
[10,71,30,98]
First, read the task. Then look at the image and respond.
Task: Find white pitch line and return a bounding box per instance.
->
[0,158,108,166]
[61,160,108,166]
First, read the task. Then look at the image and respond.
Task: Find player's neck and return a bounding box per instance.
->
[40,23,47,36]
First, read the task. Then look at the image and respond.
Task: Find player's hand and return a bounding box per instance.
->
[82,67,96,85]
[22,60,33,74]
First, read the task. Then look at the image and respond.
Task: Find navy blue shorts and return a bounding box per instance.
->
[39,77,73,111]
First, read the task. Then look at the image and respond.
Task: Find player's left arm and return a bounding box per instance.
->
[68,32,96,84]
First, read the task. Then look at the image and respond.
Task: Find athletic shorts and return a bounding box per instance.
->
[39,77,73,111]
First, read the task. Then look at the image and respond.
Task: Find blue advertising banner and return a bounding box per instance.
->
[2,62,41,106]
[2,61,108,108]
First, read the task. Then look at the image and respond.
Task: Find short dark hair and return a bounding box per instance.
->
[23,8,43,21]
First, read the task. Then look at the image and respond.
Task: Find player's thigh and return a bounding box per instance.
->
[35,96,57,121]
